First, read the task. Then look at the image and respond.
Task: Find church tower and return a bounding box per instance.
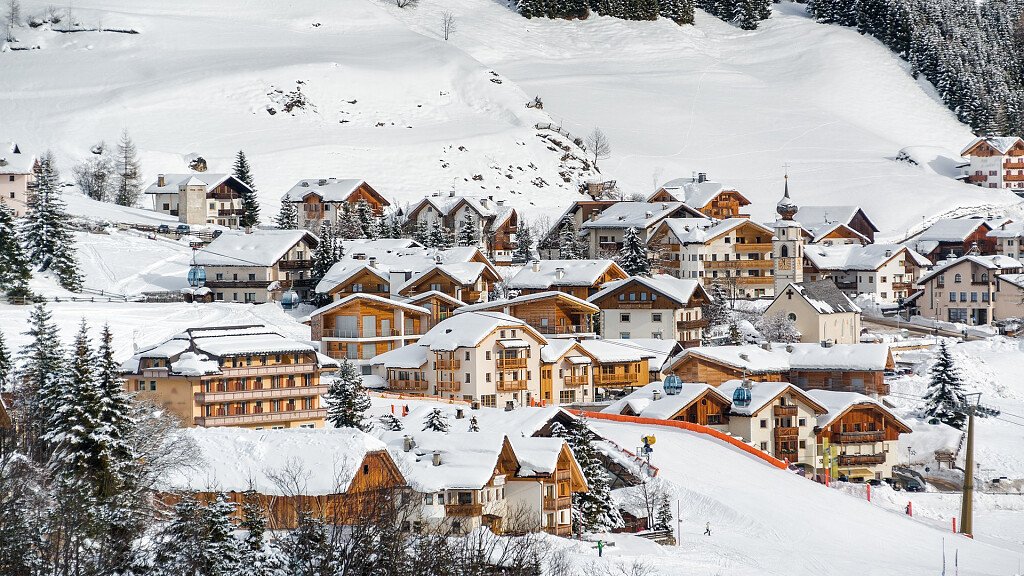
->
[772,174,804,295]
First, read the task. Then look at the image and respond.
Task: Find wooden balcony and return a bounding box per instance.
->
[219,363,317,377]
[390,379,429,391]
[735,242,772,251]
[966,174,988,183]
[1005,174,1024,182]
[195,384,327,404]
[497,379,528,392]
[774,426,799,439]
[435,359,461,370]
[563,375,588,387]
[773,405,797,417]
[543,496,572,510]
[435,381,461,392]
[204,280,270,289]
[834,431,885,444]
[704,259,773,270]
[445,503,483,517]
[278,259,313,270]
[322,328,402,339]
[217,208,246,217]
[1005,161,1024,169]
[545,524,572,537]
[194,408,325,427]
[532,324,593,335]
[892,282,913,292]
[837,453,887,466]
[677,318,709,331]
[556,469,571,482]
[497,357,528,370]
[594,372,640,386]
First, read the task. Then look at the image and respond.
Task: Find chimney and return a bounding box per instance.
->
[761,342,771,351]
[555,267,565,280]
[785,344,795,353]
[661,203,668,210]
[449,190,455,198]
[318,179,327,186]
[496,200,505,206]
[479,198,489,209]
[432,452,442,466]
[403,435,414,452]
[691,171,697,183]
[739,353,749,362]
[645,211,653,219]
[531,260,541,273]
[301,181,309,187]
[652,389,662,401]
[698,172,707,183]
[157,174,166,187]
[369,257,377,268]
[455,408,465,419]
[885,249,892,257]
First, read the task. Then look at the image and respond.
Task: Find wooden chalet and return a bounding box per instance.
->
[455,291,598,337]
[808,390,912,480]
[404,291,466,330]
[577,339,652,391]
[507,259,628,299]
[397,263,500,304]
[661,346,789,386]
[310,293,430,362]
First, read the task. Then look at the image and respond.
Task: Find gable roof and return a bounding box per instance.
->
[807,222,870,244]
[316,263,392,294]
[282,178,389,206]
[145,173,249,195]
[653,217,771,246]
[396,262,492,294]
[577,339,654,363]
[309,293,430,319]
[599,339,681,372]
[581,202,702,230]
[659,179,751,210]
[540,339,591,364]
[379,431,514,491]
[507,259,625,289]
[776,280,861,314]
[803,243,929,272]
[915,219,991,244]
[664,345,790,375]
[996,273,1024,290]
[589,274,708,307]
[715,379,828,416]
[961,136,1024,156]
[781,343,892,371]
[0,142,35,175]
[794,206,879,234]
[805,390,912,432]
[602,381,729,420]
[402,290,467,309]
[455,291,599,316]
[370,344,429,369]
[917,254,1024,285]
[194,229,317,267]
[316,244,497,294]
[415,311,545,351]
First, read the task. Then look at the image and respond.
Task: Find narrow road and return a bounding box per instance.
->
[863,315,986,341]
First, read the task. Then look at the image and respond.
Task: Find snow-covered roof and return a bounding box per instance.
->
[540,339,583,363]
[408,194,514,224]
[659,179,750,210]
[169,352,221,376]
[716,379,827,417]
[397,262,489,292]
[778,280,861,314]
[917,254,1024,285]
[509,437,567,476]
[577,339,653,363]
[793,205,878,233]
[454,290,598,315]
[986,222,1024,239]
[380,431,509,491]
[656,217,769,245]
[781,343,892,371]
[666,345,790,374]
[589,274,706,307]
[507,260,624,289]
[402,290,467,308]
[194,229,316,267]
[145,173,244,195]
[369,344,429,369]
[282,178,378,203]
[804,390,911,431]
[309,293,430,318]
[803,243,928,271]
[599,339,678,372]
[0,141,35,174]
[313,262,391,294]
[581,201,698,230]
[415,311,542,351]
[316,244,495,294]
[807,222,870,244]
[396,403,575,438]
[996,273,1024,290]
[161,427,391,496]
[961,136,1024,156]
[602,381,728,420]
[915,219,991,243]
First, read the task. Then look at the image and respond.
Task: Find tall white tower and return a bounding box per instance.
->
[772,174,804,295]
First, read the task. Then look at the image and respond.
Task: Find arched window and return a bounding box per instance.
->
[981,272,989,282]
[954,273,962,283]
[780,245,789,258]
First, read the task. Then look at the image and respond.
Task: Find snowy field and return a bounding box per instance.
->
[2,0,1020,235]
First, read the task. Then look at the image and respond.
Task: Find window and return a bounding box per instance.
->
[954,273,962,283]
[425,493,433,505]
[149,381,157,391]
[798,418,806,427]
[620,313,630,322]
[485,373,491,382]
[960,292,967,302]
[485,351,491,360]
[799,440,806,449]
[619,332,630,339]
[760,442,768,451]
[465,351,470,361]
[970,292,978,302]
[652,313,662,322]
[464,373,471,383]
[759,419,767,428]
[248,273,256,281]
[949,292,956,302]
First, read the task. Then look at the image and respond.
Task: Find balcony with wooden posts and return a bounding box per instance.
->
[892,282,913,292]
[838,453,887,466]
[704,259,773,270]
[322,327,402,339]
[194,408,325,427]
[497,357,528,370]
[532,324,593,336]
[435,359,461,370]
[219,363,317,377]
[543,496,572,510]
[1005,173,1024,182]
[834,431,885,444]
[1005,161,1024,169]
[966,174,988,183]
[435,381,461,392]
[195,384,327,404]
[774,426,799,439]
[545,524,572,537]
[563,375,588,387]
[278,259,313,270]
[677,318,709,331]
[735,242,773,252]
[773,405,797,417]
[594,372,640,386]
[497,379,528,392]
[390,379,429,392]
[217,208,246,217]
[445,503,483,517]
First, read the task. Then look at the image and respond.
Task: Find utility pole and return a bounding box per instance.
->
[958,400,975,537]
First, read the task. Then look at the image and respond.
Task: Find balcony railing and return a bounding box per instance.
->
[435,381,461,392]
[594,372,640,386]
[774,426,799,439]
[563,375,588,387]
[497,357,528,370]
[543,496,572,510]
[217,208,246,217]
[497,379,528,392]
[531,324,593,335]
[545,524,572,537]
[556,469,571,482]
[837,453,887,466]
[704,259,773,270]
[322,328,403,339]
[676,318,709,330]
[219,363,317,377]
[734,242,773,251]
[435,359,461,370]
[773,405,797,417]
[195,384,326,404]
[445,503,483,517]
[892,282,912,291]
[204,280,271,288]
[390,379,429,391]
[194,408,325,427]
[1006,174,1024,182]
[1005,161,1024,169]
[834,431,885,444]
[278,259,313,270]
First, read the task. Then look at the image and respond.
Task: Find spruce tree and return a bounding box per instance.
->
[204,493,242,576]
[728,320,743,345]
[17,304,65,461]
[653,493,673,531]
[239,491,280,576]
[151,494,208,576]
[922,341,967,429]
[702,283,730,330]
[233,150,261,229]
[21,151,83,292]
[0,330,9,387]
[513,218,533,263]
[0,201,31,299]
[275,195,299,229]
[378,413,404,431]
[468,415,480,432]
[310,221,340,305]
[412,219,430,245]
[354,199,375,239]
[325,360,371,430]
[422,408,450,432]
[426,220,451,249]
[457,213,478,247]
[618,227,651,277]
[550,417,622,533]
[659,0,694,24]
[337,203,366,240]
[114,129,142,207]
[558,215,583,259]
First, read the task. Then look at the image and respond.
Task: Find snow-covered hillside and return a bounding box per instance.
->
[3,0,1018,235]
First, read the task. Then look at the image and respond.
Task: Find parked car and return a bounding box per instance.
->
[176,224,191,235]
[157,224,170,234]
[212,229,223,239]
[866,478,882,487]
[905,479,925,492]
[883,478,902,490]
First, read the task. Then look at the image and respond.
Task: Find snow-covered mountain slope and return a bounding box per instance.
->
[3,0,1018,235]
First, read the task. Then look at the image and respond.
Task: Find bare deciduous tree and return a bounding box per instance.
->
[586,127,612,170]
[395,0,418,7]
[441,10,456,41]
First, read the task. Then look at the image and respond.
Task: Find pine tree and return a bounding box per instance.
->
[233,150,261,229]
[354,199,375,239]
[558,215,583,259]
[513,218,533,263]
[310,221,340,305]
[325,360,371,430]
[151,494,208,576]
[337,203,366,240]
[703,283,730,329]
[72,142,115,202]
[728,320,743,345]
[653,493,673,531]
[659,0,694,24]
[16,304,65,461]
[922,341,967,429]
[378,413,404,431]
[275,195,299,230]
[0,330,9,387]
[114,129,142,207]
[0,201,31,299]
[21,151,83,292]
[618,227,651,277]
[94,324,138,494]
[457,213,478,247]
[239,491,280,576]
[422,408,450,432]
[550,417,623,532]
[427,220,450,249]
[412,219,430,245]
[468,415,479,432]
[204,493,242,576]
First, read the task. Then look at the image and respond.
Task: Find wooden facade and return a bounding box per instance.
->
[516,266,628,299]
[920,223,995,263]
[663,355,786,387]
[398,266,498,303]
[325,267,392,299]
[790,368,891,397]
[312,297,428,362]
[693,189,751,219]
[468,293,597,336]
[591,358,650,390]
[812,224,867,245]
[299,181,390,218]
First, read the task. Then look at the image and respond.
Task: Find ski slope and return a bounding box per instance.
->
[2,0,1019,235]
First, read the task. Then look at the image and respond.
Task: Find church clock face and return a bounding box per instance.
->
[778,258,792,270]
